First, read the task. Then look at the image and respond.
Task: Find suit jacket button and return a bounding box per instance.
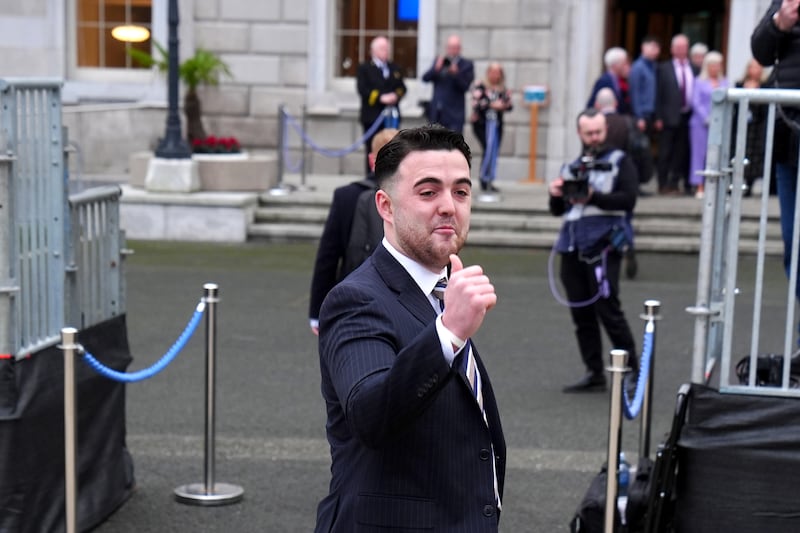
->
[483,504,495,517]
[479,448,490,461]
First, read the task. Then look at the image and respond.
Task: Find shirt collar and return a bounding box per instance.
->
[382,238,447,297]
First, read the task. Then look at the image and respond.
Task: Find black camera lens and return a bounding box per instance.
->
[442,57,451,67]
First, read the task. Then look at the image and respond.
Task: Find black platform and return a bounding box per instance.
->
[676,384,800,532]
[0,315,134,532]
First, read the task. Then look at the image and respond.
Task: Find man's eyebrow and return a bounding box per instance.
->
[412,176,443,188]
[412,176,472,188]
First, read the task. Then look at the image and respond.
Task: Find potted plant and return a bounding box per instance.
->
[129,42,233,144]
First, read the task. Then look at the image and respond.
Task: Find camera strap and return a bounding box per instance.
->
[547,244,611,308]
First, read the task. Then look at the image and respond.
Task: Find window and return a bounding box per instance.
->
[77,0,152,68]
[335,0,419,79]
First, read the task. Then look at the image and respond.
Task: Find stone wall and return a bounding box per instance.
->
[188,0,554,182]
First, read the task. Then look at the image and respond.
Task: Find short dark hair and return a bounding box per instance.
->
[576,107,602,127]
[374,125,472,189]
[642,34,660,46]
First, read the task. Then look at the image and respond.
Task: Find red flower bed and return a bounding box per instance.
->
[192,135,241,154]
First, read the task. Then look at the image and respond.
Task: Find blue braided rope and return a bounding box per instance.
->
[81,301,206,383]
[622,322,654,419]
[284,109,385,158]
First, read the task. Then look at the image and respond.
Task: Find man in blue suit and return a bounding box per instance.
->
[422,34,475,132]
[315,125,506,532]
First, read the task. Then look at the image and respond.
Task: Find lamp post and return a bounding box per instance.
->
[155,0,191,159]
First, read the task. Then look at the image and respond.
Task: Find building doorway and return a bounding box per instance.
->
[606,0,729,62]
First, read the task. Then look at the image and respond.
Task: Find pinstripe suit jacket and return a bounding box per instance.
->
[315,245,506,533]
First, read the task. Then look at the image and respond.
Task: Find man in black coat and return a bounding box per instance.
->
[315,126,505,532]
[356,36,406,173]
[655,34,698,195]
[308,128,398,335]
[422,34,475,132]
[752,0,800,330]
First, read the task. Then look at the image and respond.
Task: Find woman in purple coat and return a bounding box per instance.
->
[689,51,728,198]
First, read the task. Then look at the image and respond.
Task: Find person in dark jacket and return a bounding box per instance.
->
[308,128,398,335]
[356,36,406,173]
[422,34,475,133]
[315,125,505,532]
[655,34,697,195]
[549,108,639,392]
[470,62,513,192]
[593,88,640,279]
[752,0,800,341]
[587,47,631,115]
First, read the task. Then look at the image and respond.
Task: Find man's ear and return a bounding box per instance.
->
[375,189,392,222]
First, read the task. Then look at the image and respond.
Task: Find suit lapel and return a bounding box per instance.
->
[372,246,436,325]
[372,246,496,424]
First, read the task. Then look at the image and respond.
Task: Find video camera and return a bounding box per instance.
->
[563,155,612,202]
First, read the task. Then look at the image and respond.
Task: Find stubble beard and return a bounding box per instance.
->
[397,220,468,270]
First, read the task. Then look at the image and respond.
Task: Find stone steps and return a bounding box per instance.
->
[247,174,784,255]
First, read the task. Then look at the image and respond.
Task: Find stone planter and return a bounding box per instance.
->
[129,151,278,192]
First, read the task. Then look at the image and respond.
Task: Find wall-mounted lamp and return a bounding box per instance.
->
[111,25,150,43]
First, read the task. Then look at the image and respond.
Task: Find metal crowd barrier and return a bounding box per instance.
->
[0,78,66,357]
[66,185,125,330]
[688,87,800,397]
[0,78,125,359]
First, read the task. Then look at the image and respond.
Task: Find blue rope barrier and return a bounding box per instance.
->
[283,109,385,158]
[81,301,206,383]
[622,321,654,419]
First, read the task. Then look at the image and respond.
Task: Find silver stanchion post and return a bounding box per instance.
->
[638,300,661,460]
[297,104,315,192]
[60,327,79,533]
[605,349,630,533]
[269,105,297,197]
[175,283,244,505]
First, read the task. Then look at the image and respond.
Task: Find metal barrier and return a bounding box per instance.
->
[688,87,800,397]
[0,78,66,357]
[66,185,125,329]
[0,78,124,359]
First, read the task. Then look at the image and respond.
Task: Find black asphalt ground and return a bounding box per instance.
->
[90,240,790,532]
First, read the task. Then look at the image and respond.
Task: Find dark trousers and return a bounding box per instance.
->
[559,250,638,375]
[657,113,691,192]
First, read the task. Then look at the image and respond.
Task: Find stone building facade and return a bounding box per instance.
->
[0,0,773,181]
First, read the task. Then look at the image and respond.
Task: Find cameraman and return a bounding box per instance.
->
[752,0,800,345]
[549,108,639,392]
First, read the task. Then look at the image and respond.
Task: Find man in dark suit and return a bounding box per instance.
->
[308,128,398,335]
[655,34,697,195]
[587,47,631,115]
[422,34,475,132]
[357,36,406,174]
[315,125,506,532]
